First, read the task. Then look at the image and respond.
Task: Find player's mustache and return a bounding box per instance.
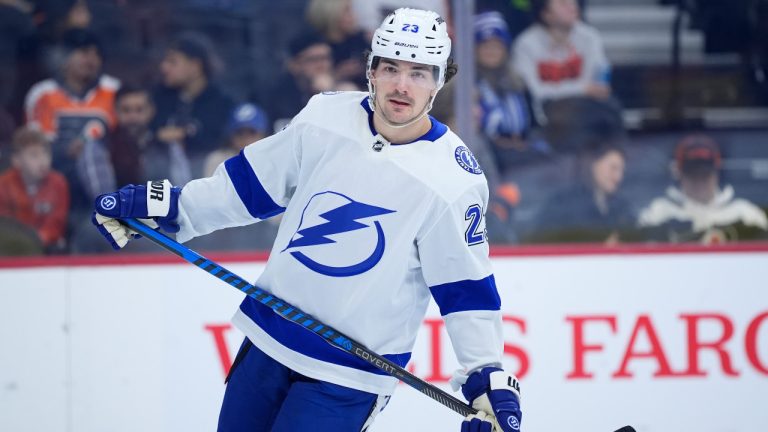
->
[386,92,413,104]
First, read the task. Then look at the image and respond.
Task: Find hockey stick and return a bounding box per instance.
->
[120,217,477,417]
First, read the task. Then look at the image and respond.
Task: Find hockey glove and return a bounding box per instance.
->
[461,411,495,432]
[461,367,522,432]
[92,179,181,249]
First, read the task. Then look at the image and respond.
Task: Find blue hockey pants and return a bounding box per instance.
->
[218,338,389,432]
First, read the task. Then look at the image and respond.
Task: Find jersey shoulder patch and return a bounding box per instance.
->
[454,145,483,175]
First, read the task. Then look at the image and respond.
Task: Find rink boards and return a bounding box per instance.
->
[1,248,767,432]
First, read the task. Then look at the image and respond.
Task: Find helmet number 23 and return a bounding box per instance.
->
[465,204,486,246]
[402,24,419,33]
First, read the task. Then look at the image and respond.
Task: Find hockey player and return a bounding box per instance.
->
[92,8,522,432]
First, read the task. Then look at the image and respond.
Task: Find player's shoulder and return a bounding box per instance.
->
[303,90,368,118]
[434,128,485,177]
[289,91,368,134]
[421,126,488,202]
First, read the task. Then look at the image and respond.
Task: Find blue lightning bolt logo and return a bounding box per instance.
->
[283,191,395,277]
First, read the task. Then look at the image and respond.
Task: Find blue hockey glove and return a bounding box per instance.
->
[92,180,181,249]
[461,367,522,432]
[461,411,495,432]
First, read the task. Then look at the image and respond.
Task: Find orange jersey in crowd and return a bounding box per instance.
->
[24,75,120,144]
[0,168,70,247]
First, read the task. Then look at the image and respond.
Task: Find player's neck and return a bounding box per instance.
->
[373,113,432,145]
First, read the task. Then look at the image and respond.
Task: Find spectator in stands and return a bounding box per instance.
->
[527,140,634,244]
[109,84,152,186]
[266,32,335,132]
[474,12,546,174]
[0,127,69,252]
[34,0,91,42]
[306,0,369,88]
[513,0,611,123]
[9,0,92,125]
[152,32,234,161]
[204,102,268,177]
[24,28,118,214]
[109,84,192,187]
[638,134,768,243]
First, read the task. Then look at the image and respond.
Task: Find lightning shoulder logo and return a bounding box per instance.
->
[282,191,396,277]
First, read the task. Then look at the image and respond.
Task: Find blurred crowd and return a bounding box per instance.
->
[0,0,767,256]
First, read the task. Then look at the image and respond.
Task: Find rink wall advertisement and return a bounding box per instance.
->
[1,248,767,432]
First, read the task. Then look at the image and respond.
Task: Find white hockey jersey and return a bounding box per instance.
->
[175,91,503,395]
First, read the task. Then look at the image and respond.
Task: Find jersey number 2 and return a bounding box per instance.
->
[465,204,485,246]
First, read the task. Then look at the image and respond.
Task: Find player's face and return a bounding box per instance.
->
[371,58,437,125]
[13,144,52,183]
[591,149,625,195]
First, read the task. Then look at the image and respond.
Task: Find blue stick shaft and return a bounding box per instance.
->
[121,218,476,417]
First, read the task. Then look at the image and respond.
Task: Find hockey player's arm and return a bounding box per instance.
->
[171,95,332,243]
[92,111,304,248]
[173,121,303,243]
[417,183,522,431]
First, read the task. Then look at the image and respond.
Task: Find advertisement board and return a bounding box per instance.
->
[1,249,767,431]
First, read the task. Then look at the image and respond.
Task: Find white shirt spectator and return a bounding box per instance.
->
[513,21,609,106]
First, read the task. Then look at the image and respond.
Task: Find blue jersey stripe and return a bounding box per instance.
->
[239,297,412,375]
[224,151,286,219]
[429,275,501,316]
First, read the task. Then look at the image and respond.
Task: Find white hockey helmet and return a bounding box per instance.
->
[368,8,452,91]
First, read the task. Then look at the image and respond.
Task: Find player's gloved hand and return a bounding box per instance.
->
[461,367,522,432]
[92,179,181,250]
[461,411,495,432]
